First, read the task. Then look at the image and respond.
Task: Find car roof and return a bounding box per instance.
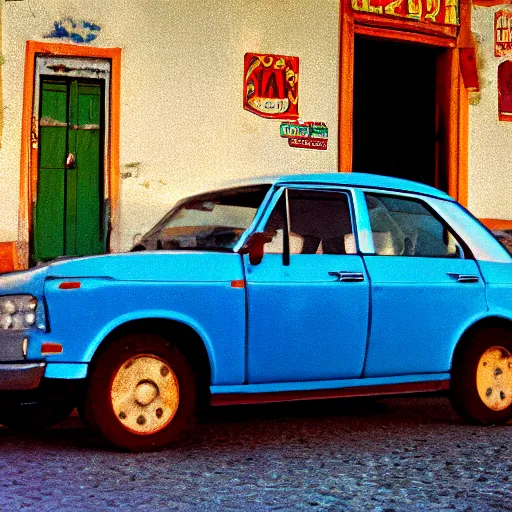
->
[214,173,454,201]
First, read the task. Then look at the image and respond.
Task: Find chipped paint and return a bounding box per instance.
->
[121,162,141,179]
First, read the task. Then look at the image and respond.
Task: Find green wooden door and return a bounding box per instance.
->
[33,78,105,261]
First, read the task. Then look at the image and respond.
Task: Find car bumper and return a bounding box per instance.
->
[0,330,45,390]
[0,330,29,361]
[0,362,46,391]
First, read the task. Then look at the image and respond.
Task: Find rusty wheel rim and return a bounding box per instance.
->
[476,346,512,412]
[111,354,179,435]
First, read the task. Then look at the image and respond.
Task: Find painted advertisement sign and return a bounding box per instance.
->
[495,10,512,57]
[288,138,328,150]
[244,53,299,120]
[280,122,328,139]
[281,122,328,150]
[351,0,459,26]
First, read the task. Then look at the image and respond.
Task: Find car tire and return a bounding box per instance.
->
[77,393,100,433]
[84,333,196,452]
[0,398,75,430]
[451,327,512,425]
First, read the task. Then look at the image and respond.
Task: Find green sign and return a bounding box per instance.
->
[280,122,328,139]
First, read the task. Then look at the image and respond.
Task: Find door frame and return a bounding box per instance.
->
[338,0,471,207]
[17,41,121,270]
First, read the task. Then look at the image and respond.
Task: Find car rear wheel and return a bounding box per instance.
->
[85,333,196,451]
[451,327,512,425]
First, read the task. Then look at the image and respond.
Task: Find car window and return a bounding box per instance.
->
[365,193,464,258]
[264,189,356,255]
[136,185,270,251]
[493,230,512,256]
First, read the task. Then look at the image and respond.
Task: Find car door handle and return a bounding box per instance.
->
[328,271,365,282]
[447,273,479,283]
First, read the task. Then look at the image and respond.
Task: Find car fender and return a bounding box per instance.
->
[41,275,246,385]
[449,312,512,369]
[82,309,216,375]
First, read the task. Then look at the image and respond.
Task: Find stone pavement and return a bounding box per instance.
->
[0,396,511,511]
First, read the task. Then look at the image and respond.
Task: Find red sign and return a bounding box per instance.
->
[498,61,512,121]
[244,53,299,120]
[495,10,512,57]
[288,138,327,150]
[351,0,459,26]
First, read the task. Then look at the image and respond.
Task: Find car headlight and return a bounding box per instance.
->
[0,295,38,330]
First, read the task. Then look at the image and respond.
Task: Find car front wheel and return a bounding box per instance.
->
[85,333,196,451]
[451,327,512,425]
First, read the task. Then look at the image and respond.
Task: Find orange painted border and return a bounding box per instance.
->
[473,0,511,5]
[447,50,460,201]
[0,242,16,273]
[480,219,512,231]
[458,70,469,207]
[17,41,121,270]
[338,0,355,173]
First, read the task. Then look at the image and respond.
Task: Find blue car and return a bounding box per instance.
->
[1,173,511,451]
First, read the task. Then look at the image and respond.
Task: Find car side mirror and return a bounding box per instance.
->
[238,231,276,265]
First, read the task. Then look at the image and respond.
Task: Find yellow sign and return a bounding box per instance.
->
[351,0,459,26]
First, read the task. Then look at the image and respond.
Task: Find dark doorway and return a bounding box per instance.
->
[353,36,443,189]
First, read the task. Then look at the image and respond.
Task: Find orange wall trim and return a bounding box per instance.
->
[0,242,16,273]
[338,0,355,173]
[17,41,121,270]
[480,219,512,231]
[473,0,512,5]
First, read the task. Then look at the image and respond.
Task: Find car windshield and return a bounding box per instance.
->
[134,185,271,252]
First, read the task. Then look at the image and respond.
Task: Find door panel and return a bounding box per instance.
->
[70,82,103,256]
[363,256,486,377]
[246,253,369,383]
[34,81,68,260]
[33,78,104,262]
[361,191,488,377]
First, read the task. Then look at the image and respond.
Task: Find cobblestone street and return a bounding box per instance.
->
[1,396,512,511]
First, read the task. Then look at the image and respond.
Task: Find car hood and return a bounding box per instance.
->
[0,265,50,295]
[9,251,243,284]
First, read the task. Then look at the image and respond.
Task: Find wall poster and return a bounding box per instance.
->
[495,10,512,57]
[498,60,512,121]
[243,53,299,120]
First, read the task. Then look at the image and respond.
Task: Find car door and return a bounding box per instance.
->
[244,187,370,384]
[360,191,488,377]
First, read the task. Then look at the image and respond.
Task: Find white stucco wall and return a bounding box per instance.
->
[469,4,512,221]
[0,0,340,251]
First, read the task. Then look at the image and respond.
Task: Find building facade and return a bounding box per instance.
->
[0,0,509,271]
